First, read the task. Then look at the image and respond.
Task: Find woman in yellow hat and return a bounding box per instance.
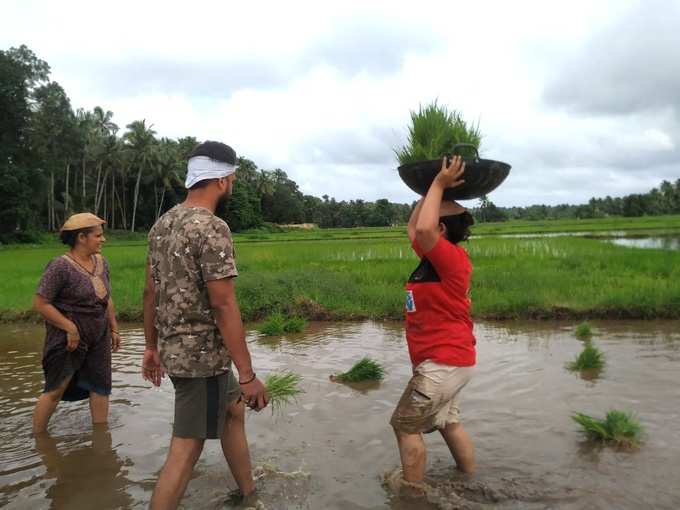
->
[32,213,122,433]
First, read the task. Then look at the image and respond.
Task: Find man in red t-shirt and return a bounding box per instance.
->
[390,155,476,489]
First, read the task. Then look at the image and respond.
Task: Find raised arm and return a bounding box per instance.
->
[407,199,424,244]
[206,278,268,411]
[415,156,466,253]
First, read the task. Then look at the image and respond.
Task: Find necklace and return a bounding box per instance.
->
[66,253,96,276]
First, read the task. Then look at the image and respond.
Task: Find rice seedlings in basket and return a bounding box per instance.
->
[395,100,481,165]
[333,357,385,383]
[264,372,304,414]
[572,410,643,448]
[566,342,605,372]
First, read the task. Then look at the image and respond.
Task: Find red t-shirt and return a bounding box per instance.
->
[404,236,475,367]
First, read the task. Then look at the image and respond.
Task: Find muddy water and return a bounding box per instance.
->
[1,321,679,509]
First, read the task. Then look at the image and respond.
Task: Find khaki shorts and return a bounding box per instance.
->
[390,360,474,434]
[170,371,241,439]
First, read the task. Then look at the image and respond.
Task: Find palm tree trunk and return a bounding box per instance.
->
[110,171,115,229]
[82,158,86,210]
[94,162,102,213]
[157,188,166,220]
[95,169,110,214]
[131,168,143,232]
[64,163,70,215]
[50,170,55,230]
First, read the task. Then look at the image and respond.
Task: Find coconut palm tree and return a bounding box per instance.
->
[123,119,157,232]
[152,138,183,220]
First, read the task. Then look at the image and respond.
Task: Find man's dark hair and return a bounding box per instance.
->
[189,141,237,165]
[59,227,94,248]
[188,178,217,190]
[440,211,475,244]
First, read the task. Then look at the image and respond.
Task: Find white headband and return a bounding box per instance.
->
[185,156,237,189]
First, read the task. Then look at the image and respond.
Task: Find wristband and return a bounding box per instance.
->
[111,329,120,334]
[239,373,256,385]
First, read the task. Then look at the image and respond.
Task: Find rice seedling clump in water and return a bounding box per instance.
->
[567,342,605,371]
[334,357,385,382]
[575,321,593,340]
[265,372,304,414]
[258,312,307,336]
[572,410,643,448]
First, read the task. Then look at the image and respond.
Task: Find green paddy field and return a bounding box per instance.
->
[1,216,679,322]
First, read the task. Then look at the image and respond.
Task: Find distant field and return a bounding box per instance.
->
[2,222,679,322]
[5,214,680,249]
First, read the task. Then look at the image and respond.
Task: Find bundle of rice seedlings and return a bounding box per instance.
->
[575,322,593,340]
[265,372,304,414]
[258,313,307,336]
[333,357,385,383]
[572,410,643,448]
[566,342,605,371]
[395,101,481,165]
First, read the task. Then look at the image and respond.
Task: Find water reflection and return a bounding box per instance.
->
[607,236,680,250]
[35,425,133,509]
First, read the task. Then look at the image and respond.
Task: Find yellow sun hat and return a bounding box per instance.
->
[60,213,106,232]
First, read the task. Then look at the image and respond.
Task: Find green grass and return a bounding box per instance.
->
[575,322,593,340]
[257,312,307,336]
[264,372,304,414]
[2,220,680,322]
[567,342,605,371]
[572,410,643,448]
[333,357,385,382]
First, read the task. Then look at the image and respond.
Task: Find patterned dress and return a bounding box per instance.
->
[36,254,112,401]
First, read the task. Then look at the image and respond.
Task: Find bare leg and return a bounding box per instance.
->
[394,429,427,483]
[89,392,109,425]
[439,422,475,473]
[220,399,256,496]
[150,436,204,510]
[32,375,72,434]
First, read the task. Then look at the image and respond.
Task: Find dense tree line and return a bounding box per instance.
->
[473,180,680,223]
[0,46,410,242]
[2,45,678,242]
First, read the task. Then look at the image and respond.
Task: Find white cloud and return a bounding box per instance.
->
[2,0,678,206]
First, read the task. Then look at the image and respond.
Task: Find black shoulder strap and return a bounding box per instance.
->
[408,257,441,283]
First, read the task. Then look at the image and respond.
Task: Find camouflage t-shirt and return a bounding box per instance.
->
[147,205,237,377]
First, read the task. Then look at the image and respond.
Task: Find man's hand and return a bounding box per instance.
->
[434,155,466,189]
[240,377,268,412]
[142,347,164,387]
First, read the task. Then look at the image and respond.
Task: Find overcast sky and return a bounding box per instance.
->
[3,0,679,206]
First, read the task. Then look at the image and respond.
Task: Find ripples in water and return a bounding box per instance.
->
[1,320,679,509]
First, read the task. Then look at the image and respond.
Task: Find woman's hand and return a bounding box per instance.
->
[65,324,80,352]
[434,155,466,189]
[111,331,122,352]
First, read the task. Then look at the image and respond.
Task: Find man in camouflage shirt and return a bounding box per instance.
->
[142,141,267,509]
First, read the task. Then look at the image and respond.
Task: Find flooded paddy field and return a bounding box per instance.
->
[1,320,679,509]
